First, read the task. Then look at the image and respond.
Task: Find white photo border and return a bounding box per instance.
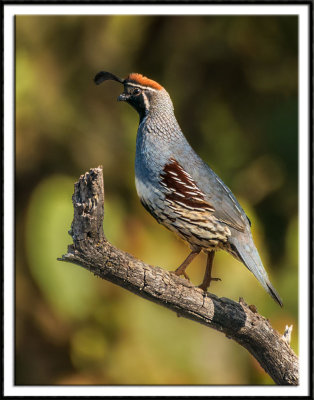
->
[4,3,311,397]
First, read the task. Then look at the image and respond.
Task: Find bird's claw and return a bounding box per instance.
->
[182,271,190,280]
[198,277,222,292]
[172,270,190,281]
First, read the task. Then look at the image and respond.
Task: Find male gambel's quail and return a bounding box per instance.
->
[94,71,283,307]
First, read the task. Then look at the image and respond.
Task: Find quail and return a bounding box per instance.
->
[94,71,283,307]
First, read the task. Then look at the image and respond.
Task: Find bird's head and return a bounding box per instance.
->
[94,71,172,121]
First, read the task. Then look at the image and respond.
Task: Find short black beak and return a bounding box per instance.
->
[117,93,129,102]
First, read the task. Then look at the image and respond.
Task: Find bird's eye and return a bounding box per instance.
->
[133,88,141,95]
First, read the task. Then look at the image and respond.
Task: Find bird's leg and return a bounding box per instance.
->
[174,250,200,280]
[198,251,221,291]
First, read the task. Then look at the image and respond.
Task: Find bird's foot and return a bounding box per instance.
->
[173,270,190,281]
[198,277,221,292]
[210,277,221,282]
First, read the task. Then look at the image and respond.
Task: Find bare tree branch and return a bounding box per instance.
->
[58,166,299,385]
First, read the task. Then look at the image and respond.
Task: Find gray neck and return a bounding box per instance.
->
[139,89,183,143]
[135,89,192,188]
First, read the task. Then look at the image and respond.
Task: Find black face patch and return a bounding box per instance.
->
[123,85,148,122]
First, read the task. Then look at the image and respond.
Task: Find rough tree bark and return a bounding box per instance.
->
[58,166,299,385]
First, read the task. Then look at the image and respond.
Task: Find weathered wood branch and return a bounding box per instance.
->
[58,166,299,385]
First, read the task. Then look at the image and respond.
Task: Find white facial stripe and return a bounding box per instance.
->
[126,82,158,92]
[142,92,150,112]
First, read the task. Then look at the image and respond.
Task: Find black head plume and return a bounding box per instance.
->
[94,71,124,85]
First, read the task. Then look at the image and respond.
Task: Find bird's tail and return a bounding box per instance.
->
[229,236,283,307]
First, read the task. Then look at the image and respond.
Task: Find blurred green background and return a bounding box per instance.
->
[15,15,298,385]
